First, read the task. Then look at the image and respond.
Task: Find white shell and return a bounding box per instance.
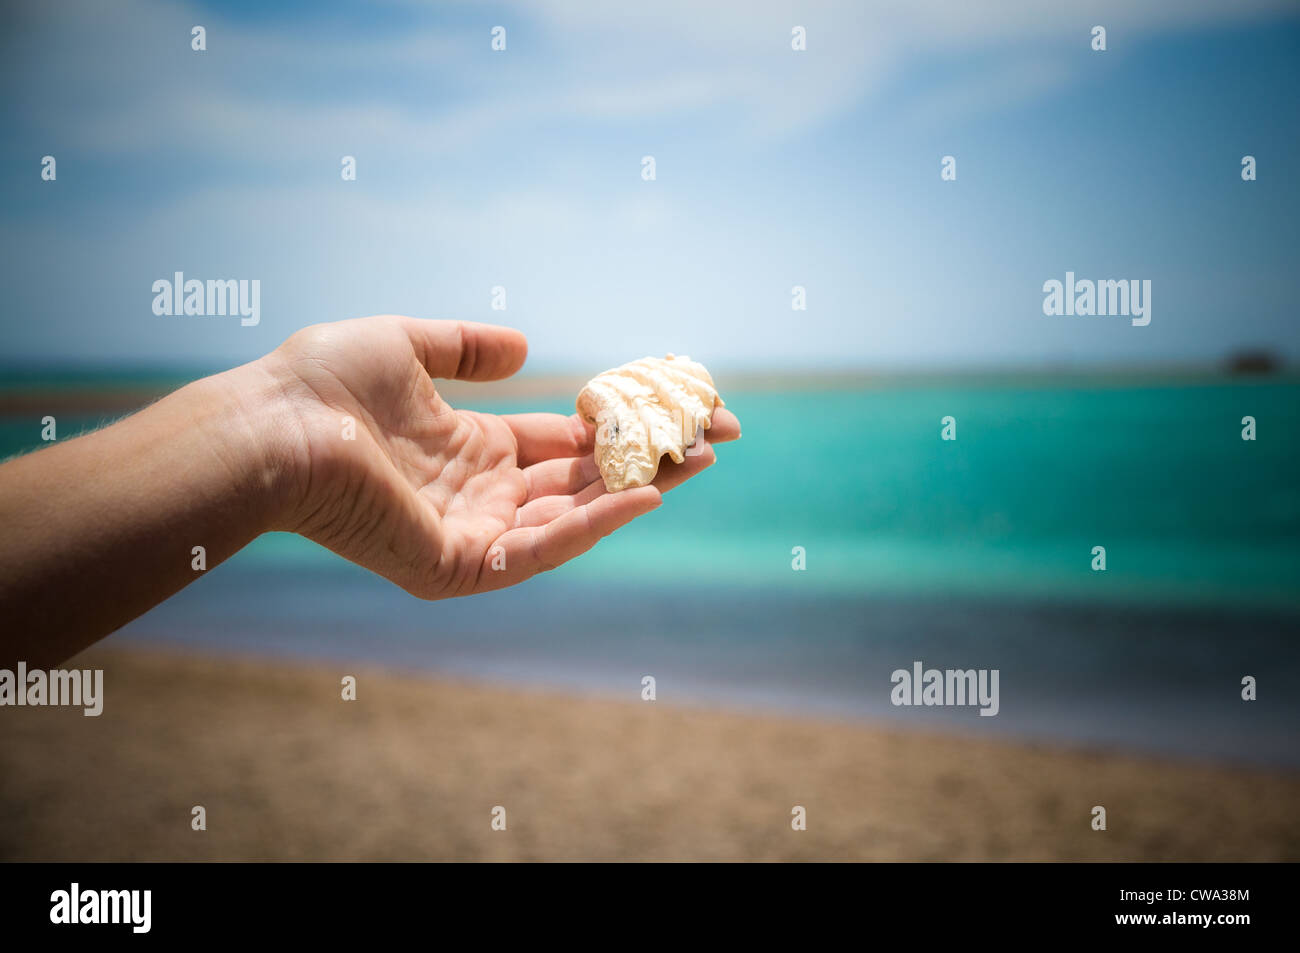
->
[576,354,724,492]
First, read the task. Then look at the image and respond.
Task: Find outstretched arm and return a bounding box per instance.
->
[0,316,740,667]
[0,359,297,667]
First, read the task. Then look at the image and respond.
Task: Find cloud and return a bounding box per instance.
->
[13,0,1295,166]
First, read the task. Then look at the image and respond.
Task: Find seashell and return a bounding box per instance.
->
[576,354,724,492]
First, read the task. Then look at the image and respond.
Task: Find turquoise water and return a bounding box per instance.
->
[242,377,1300,612]
[5,377,1297,611]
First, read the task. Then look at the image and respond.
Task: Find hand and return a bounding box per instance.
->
[261,315,740,599]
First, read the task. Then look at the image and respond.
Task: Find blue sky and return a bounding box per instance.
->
[1,0,1297,372]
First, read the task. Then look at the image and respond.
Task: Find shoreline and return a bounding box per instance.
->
[3,644,1297,861]
[102,633,1300,772]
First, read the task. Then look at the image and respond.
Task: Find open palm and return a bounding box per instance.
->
[265,315,739,599]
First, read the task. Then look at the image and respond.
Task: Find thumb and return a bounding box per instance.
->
[399,317,528,381]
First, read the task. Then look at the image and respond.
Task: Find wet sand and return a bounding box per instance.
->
[2,645,1297,861]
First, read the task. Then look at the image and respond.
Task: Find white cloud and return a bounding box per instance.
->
[20,0,1296,163]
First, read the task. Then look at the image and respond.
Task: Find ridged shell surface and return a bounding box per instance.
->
[576,354,724,492]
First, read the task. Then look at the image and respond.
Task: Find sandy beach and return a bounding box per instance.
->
[2,645,1296,862]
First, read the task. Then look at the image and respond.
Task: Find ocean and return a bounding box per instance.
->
[4,375,1298,764]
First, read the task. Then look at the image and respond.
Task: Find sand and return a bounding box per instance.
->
[1,645,1297,862]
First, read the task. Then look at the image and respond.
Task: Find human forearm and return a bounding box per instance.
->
[0,315,739,666]
[0,359,300,666]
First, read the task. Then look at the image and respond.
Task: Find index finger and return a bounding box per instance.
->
[707,407,741,443]
[503,413,593,468]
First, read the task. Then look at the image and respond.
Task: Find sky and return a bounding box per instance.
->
[1,0,1297,372]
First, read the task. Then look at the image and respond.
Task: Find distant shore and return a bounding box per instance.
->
[0,364,1294,416]
[3,645,1297,861]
